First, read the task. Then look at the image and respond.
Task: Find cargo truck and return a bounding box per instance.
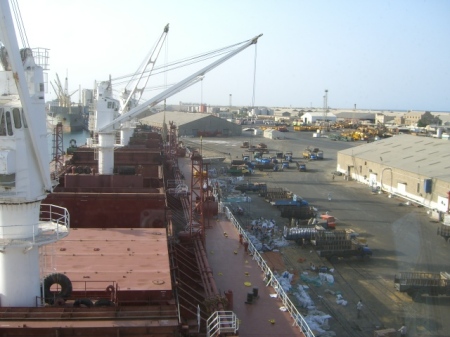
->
[394,271,450,299]
[437,224,450,241]
[234,182,267,193]
[283,227,371,260]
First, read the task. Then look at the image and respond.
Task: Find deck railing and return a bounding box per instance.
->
[220,202,315,337]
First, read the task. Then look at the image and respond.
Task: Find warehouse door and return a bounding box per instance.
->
[397,183,407,195]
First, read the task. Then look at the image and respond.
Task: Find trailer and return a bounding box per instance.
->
[228,165,250,176]
[254,163,275,171]
[437,224,450,241]
[394,271,450,298]
[283,227,370,259]
[234,182,267,193]
[316,245,372,260]
[260,187,288,201]
[279,205,315,219]
[271,198,308,207]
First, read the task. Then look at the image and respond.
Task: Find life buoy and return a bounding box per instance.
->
[43,273,72,305]
[73,298,94,308]
[106,285,115,293]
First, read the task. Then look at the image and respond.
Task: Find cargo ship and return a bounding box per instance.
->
[47,104,88,133]
[0,2,312,336]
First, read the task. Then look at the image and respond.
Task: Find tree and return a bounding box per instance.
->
[418,111,441,127]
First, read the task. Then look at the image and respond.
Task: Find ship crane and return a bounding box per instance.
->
[94,33,262,175]
[0,1,70,306]
[50,73,78,110]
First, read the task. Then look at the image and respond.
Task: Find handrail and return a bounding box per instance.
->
[220,202,315,337]
[0,204,69,246]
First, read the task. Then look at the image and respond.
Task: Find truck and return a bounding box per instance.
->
[394,271,450,299]
[259,187,288,201]
[312,230,372,261]
[302,147,323,160]
[234,182,267,193]
[285,151,293,162]
[296,161,307,172]
[279,205,316,219]
[319,214,336,229]
[271,198,308,207]
[437,224,450,241]
[283,227,371,259]
[228,165,250,176]
[302,150,311,159]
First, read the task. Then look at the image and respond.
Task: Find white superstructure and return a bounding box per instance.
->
[0,1,69,307]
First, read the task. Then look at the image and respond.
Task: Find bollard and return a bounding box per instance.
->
[224,290,233,310]
[245,292,253,304]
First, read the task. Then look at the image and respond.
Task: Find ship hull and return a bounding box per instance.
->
[48,105,87,132]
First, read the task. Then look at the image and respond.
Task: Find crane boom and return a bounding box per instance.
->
[98,34,262,133]
[121,24,169,112]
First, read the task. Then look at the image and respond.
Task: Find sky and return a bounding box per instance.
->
[13,0,450,111]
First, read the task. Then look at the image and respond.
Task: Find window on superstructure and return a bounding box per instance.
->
[5,111,13,135]
[12,108,21,129]
[0,109,6,136]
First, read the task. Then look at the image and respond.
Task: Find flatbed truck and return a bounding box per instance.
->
[316,245,372,260]
[283,228,371,259]
[394,271,450,298]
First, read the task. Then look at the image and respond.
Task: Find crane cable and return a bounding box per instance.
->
[9,0,29,48]
[111,39,252,85]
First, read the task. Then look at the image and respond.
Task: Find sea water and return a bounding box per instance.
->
[47,127,91,157]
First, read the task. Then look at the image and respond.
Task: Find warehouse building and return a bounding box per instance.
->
[336,134,450,213]
[140,111,242,137]
[302,112,337,124]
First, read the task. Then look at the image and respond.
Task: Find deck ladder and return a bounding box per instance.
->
[206,311,239,337]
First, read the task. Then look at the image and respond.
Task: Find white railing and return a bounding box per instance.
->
[206,310,239,337]
[0,204,69,248]
[220,203,315,337]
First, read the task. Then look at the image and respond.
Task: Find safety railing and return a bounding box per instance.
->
[220,202,315,337]
[206,310,239,337]
[0,204,69,248]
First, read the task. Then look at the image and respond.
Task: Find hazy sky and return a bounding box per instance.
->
[15,0,450,111]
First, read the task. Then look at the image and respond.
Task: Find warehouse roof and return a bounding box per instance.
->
[303,112,337,118]
[339,134,450,182]
[141,111,215,126]
[335,112,376,120]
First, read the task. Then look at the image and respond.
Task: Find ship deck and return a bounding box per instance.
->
[205,214,307,337]
[177,157,308,337]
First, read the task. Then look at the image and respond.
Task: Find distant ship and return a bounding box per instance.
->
[47,73,89,132]
[47,103,88,132]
